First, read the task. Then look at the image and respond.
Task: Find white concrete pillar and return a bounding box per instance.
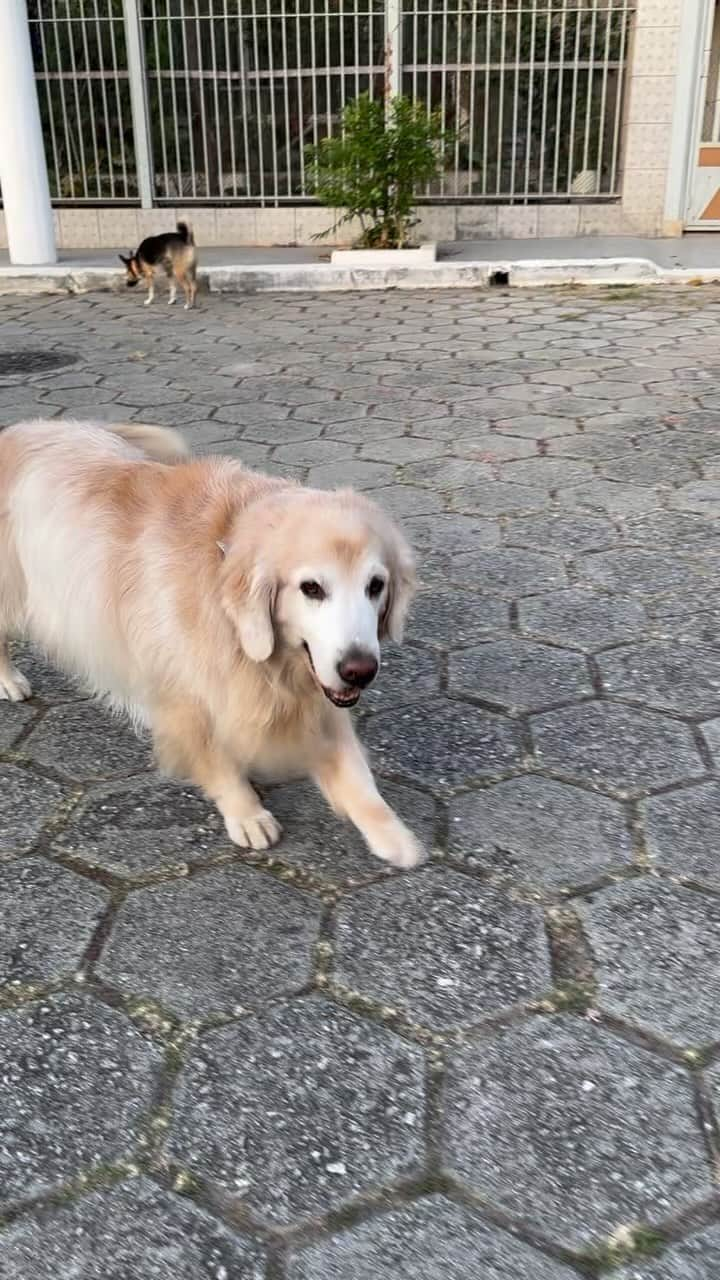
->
[0,1,56,265]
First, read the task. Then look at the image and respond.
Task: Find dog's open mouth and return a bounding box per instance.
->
[302,643,361,708]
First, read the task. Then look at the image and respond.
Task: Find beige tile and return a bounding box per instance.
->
[621,167,669,212]
[624,74,678,124]
[295,205,334,244]
[215,208,257,245]
[579,203,635,236]
[412,205,457,242]
[634,0,681,26]
[497,205,539,238]
[98,208,140,251]
[175,208,218,246]
[56,209,101,249]
[332,213,364,247]
[629,26,680,77]
[622,121,673,170]
[456,206,499,239]
[253,207,297,245]
[133,209,178,240]
[537,205,580,238]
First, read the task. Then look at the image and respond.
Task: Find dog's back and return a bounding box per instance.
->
[137,221,195,270]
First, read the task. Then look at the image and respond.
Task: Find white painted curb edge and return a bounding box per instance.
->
[0,255,719,295]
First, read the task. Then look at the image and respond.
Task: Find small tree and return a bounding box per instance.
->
[306,93,447,249]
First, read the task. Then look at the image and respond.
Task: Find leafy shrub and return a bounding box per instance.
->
[306,93,448,249]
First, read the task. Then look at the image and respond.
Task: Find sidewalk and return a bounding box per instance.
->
[3,235,720,296]
[1,284,720,1277]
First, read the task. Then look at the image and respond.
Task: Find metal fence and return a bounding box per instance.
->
[22,0,634,206]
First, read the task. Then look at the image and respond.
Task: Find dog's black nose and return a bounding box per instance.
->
[337,650,378,689]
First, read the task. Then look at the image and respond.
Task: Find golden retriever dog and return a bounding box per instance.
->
[0,419,423,868]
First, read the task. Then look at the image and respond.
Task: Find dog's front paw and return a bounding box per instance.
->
[225,808,282,851]
[367,819,425,870]
[0,668,32,702]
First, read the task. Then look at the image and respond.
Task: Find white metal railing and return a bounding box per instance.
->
[19,0,634,206]
[28,0,137,201]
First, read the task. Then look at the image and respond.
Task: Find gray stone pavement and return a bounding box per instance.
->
[1,286,720,1276]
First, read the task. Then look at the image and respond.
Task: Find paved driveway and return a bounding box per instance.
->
[1,286,720,1278]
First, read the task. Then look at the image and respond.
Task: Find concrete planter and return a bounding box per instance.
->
[330,242,437,267]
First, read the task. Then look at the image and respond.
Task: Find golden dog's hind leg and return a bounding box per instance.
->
[150,698,281,851]
[313,717,424,869]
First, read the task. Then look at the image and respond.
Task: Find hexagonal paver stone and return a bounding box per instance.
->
[495,413,576,439]
[286,1194,578,1280]
[50,777,222,879]
[644,782,720,891]
[450,480,550,518]
[614,1225,720,1280]
[449,639,591,712]
[503,512,618,553]
[24,704,151,782]
[0,1176,266,1280]
[407,589,508,650]
[0,993,160,1205]
[403,512,501,559]
[622,510,719,552]
[448,776,632,889]
[265,778,435,885]
[97,865,321,1019]
[669,480,720,517]
[598,642,720,716]
[560,481,660,517]
[442,1016,712,1250]
[579,879,720,1047]
[531,703,705,796]
[361,645,441,712]
[450,548,567,598]
[578,549,709,597]
[334,867,549,1030]
[0,858,109,989]
[167,997,425,1225]
[0,701,36,749]
[500,458,595,489]
[0,763,67,857]
[519,589,647,651]
[363,698,525,793]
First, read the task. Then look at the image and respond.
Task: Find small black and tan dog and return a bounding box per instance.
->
[119,221,197,309]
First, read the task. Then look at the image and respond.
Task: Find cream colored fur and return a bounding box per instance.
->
[0,418,423,866]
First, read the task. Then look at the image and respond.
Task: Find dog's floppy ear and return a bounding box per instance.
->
[118,253,131,266]
[220,545,275,662]
[380,526,416,644]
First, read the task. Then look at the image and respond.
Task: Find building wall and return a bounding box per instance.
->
[0,0,696,250]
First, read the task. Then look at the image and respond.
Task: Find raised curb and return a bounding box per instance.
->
[1,255,719,296]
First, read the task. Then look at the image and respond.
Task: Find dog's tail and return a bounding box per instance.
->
[176,221,194,246]
[107,422,189,464]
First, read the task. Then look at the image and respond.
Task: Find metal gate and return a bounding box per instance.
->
[25,0,634,208]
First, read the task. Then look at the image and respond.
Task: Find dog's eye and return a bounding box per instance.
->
[300,580,325,601]
[367,576,386,599]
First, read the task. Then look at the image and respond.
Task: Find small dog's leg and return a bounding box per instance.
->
[168,284,177,306]
[144,281,155,307]
[151,700,281,850]
[314,718,424,869]
[0,640,31,702]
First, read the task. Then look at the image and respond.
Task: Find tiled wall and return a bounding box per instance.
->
[0,201,668,253]
[619,0,685,235]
